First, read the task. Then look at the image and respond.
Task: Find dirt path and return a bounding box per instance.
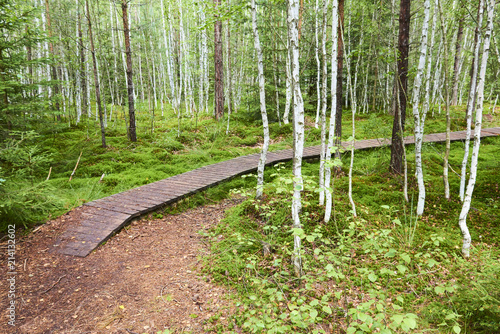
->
[1,199,240,334]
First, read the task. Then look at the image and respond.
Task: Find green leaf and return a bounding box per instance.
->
[376,303,384,312]
[427,258,438,268]
[322,305,332,315]
[397,264,407,274]
[385,248,397,258]
[453,325,461,334]
[434,286,445,294]
[291,228,305,239]
[391,314,404,324]
[400,253,411,264]
[309,309,318,320]
[368,273,378,282]
[403,317,417,329]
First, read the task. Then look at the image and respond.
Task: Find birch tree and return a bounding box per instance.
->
[437,0,451,200]
[318,0,330,206]
[85,0,106,148]
[460,0,484,202]
[458,0,495,257]
[324,0,339,223]
[412,0,430,216]
[288,0,305,277]
[214,0,224,120]
[251,0,269,200]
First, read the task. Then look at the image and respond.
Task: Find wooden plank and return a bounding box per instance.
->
[80,207,131,220]
[84,201,139,215]
[91,197,152,211]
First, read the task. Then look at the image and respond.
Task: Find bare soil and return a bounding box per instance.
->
[0,199,240,334]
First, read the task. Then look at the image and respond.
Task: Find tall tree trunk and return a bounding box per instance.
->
[289,0,305,277]
[122,0,137,142]
[438,0,451,200]
[251,0,269,200]
[314,0,321,129]
[75,0,82,124]
[412,0,431,216]
[227,16,233,119]
[324,0,339,223]
[459,0,494,257]
[451,17,464,106]
[334,0,344,162]
[45,0,61,122]
[214,0,224,120]
[85,0,106,148]
[390,0,411,174]
[318,0,330,206]
[460,0,483,202]
[283,42,292,124]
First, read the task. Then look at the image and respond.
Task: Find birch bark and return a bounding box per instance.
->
[314,0,321,129]
[460,0,483,202]
[437,0,451,200]
[324,0,339,223]
[288,0,305,276]
[412,0,430,216]
[283,42,292,125]
[251,0,269,200]
[459,0,494,257]
[318,0,330,206]
[85,0,106,148]
[214,0,224,120]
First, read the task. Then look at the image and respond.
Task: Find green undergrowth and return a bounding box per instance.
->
[202,136,500,333]
[0,100,497,232]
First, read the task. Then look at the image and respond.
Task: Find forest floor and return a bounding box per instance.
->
[0,198,243,334]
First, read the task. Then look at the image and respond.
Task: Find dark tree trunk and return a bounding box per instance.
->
[390,0,411,174]
[214,0,224,120]
[334,0,345,161]
[45,0,61,122]
[85,0,106,148]
[451,17,464,106]
[122,0,137,142]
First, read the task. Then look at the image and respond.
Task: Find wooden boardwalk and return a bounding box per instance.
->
[54,127,500,257]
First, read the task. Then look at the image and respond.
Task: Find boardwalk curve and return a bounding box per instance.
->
[53,127,500,257]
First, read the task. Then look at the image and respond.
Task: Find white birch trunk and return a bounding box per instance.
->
[288,0,305,276]
[161,0,176,108]
[460,0,484,202]
[459,0,494,257]
[75,0,81,124]
[252,0,270,200]
[318,0,330,206]
[283,40,292,125]
[413,0,431,216]
[314,0,321,129]
[345,11,363,218]
[324,0,339,223]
